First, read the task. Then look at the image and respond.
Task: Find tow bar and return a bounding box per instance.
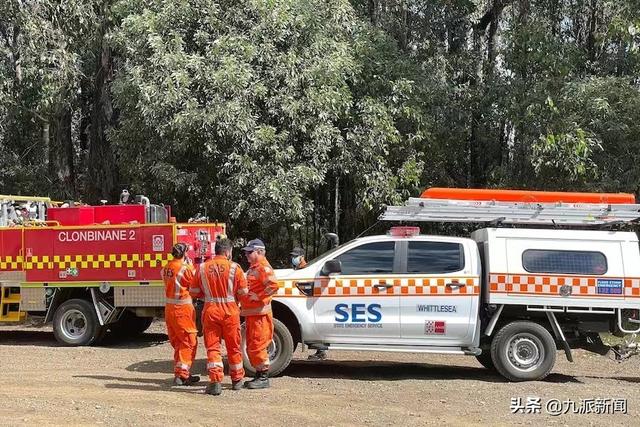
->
[610,334,640,361]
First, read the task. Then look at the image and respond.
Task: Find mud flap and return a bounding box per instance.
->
[90,288,118,326]
[546,311,573,362]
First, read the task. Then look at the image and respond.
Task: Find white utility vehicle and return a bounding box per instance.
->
[253,188,640,381]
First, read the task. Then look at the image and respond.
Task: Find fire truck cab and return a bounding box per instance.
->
[0,193,224,346]
[262,188,640,382]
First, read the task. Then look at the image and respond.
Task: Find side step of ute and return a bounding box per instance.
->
[0,285,25,322]
[325,343,481,355]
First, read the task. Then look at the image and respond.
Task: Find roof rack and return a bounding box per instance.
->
[380,188,640,227]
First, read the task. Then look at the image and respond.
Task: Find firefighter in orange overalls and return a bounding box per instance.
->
[241,239,279,389]
[190,238,248,396]
[162,243,199,386]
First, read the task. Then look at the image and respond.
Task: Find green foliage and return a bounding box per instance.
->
[1,0,640,262]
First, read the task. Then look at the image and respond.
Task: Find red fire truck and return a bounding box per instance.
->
[0,194,224,345]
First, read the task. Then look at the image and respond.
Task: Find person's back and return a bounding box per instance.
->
[191,238,247,395]
[162,258,193,303]
[162,244,199,386]
[197,256,242,313]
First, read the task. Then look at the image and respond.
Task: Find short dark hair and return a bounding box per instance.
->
[171,243,188,259]
[215,238,233,255]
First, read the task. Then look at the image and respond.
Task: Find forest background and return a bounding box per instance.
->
[1,0,639,263]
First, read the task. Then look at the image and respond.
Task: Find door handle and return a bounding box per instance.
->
[373,283,393,289]
[446,282,465,288]
[295,281,315,296]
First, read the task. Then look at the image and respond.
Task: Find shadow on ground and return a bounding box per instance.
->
[282,359,582,384]
[73,374,210,394]
[125,358,582,384]
[0,329,167,349]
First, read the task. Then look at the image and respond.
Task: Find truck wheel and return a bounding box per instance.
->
[475,350,495,370]
[53,299,105,346]
[491,321,556,382]
[242,318,294,377]
[109,311,154,338]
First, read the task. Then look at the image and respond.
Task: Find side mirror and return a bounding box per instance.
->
[321,259,342,276]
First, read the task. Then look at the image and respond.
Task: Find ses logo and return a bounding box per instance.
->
[334,304,383,329]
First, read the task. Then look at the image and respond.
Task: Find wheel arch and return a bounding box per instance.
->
[272,300,302,345]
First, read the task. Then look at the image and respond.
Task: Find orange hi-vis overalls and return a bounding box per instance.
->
[191,256,248,383]
[162,259,197,380]
[241,258,279,372]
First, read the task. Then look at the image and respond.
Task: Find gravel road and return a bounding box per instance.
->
[0,321,637,426]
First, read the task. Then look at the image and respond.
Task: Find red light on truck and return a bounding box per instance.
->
[389,226,420,237]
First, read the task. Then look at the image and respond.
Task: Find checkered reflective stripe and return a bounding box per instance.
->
[15,253,173,270]
[275,277,481,297]
[489,273,640,297]
[0,255,23,270]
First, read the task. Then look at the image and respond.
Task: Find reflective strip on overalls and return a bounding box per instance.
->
[166,297,193,304]
[174,265,187,299]
[200,262,239,303]
[167,265,190,304]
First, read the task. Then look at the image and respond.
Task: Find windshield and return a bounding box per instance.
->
[297,241,352,269]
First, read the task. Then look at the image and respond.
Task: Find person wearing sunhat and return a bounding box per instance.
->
[241,239,279,389]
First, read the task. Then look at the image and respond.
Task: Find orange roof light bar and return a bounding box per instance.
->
[421,188,636,205]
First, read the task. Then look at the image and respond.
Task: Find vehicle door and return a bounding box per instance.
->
[313,240,401,342]
[399,239,479,345]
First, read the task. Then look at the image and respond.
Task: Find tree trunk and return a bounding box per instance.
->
[334,176,340,234]
[586,0,597,63]
[87,35,117,204]
[42,120,50,168]
[368,0,377,26]
[49,106,75,199]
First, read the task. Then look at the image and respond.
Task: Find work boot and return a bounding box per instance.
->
[205,382,222,396]
[231,380,244,391]
[307,350,327,361]
[244,371,270,389]
[173,375,200,386]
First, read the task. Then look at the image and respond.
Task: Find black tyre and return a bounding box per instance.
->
[475,349,495,370]
[53,299,105,346]
[108,310,154,338]
[242,318,294,377]
[491,321,556,382]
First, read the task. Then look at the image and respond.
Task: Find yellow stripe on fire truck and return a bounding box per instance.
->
[18,253,173,270]
[275,277,480,297]
[0,255,23,270]
[489,273,640,297]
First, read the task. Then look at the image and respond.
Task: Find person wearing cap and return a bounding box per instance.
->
[241,239,279,389]
[162,243,199,386]
[290,246,327,361]
[290,247,308,269]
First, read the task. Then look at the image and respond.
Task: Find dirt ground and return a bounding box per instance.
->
[0,321,638,426]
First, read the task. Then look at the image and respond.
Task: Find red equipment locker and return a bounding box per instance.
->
[47,207,96,226]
